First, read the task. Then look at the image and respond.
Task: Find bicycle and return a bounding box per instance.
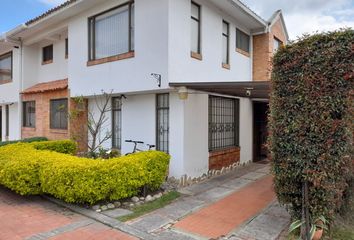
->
[125,140,155,155]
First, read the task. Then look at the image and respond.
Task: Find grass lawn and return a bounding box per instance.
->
[118,191,181,222]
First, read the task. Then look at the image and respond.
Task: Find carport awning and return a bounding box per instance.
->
[170,81,270,99]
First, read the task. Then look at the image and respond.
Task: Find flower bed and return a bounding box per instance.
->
[0,140,170,204]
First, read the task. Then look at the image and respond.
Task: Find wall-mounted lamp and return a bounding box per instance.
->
[151,73,161,88]
[245,87,254,97]
[178,86,188,100]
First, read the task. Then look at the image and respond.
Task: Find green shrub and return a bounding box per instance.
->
[0,137,48,147]
[269,29,353,221]
[0,141,170,204]
[32,140,77,155]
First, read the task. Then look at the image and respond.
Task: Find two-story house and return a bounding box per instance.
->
[0,0,288,178]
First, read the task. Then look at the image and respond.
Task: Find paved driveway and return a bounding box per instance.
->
[0,187,137,240]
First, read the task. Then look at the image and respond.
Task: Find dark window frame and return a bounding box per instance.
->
[23,101,36,128]
[50,98,68,130]
[0,51,13,82]
[5,105,9,138]
[65,38,68,58]
[191,1,201,54]
[222,20,230,65]
[42,44,53,63]
[236,28,250,53]
[112,97,122,150]
[156,93,169,153]
[208,96,239,151]
[88,1,135,61]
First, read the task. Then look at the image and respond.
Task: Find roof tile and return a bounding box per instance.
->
[21,79,68,94]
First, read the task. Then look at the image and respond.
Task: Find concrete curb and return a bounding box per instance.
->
[42,195,155,240]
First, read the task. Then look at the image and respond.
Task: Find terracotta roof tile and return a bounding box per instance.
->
[25,0,78,26]
[21,79,68,94]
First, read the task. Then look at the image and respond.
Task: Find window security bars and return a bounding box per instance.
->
[209,96,239,151]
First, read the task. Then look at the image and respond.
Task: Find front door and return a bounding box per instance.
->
[253,102,269,162]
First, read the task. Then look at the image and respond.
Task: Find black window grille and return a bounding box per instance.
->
[112,97,122,149]
[50,99,68,130]
[23,101,36,128]
[156,94,169,153]
[209,96,239,151]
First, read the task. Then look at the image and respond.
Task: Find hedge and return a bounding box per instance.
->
[269,29,353,221]
[0,141,170,204]
[0,137,48,147]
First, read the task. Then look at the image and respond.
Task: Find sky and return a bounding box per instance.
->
[1,0,354,40]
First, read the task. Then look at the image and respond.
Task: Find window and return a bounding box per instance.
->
[236,28,250,53]
[65,38,68,58]
[23,101,36,128]
[0,52,12,83]
[89,2,134,61]
[209,96,239,151]
[191,2,201,54]
[5,105,9,138]
[112,97,122,149]
[50,99,68,130]
[42,45,53,64]
[222,20,230,65]
[273,38,282,53]
[156,94,169,153]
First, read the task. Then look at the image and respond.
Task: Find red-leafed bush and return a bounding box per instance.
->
[269,29,353,221]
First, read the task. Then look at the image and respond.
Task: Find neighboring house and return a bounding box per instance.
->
[0,0,288,178]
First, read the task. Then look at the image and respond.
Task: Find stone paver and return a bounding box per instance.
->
[128,214,173,233]
[230,202,290,240]
[0,186,138,240]
[102,208,133,218]
[173,175,276,239]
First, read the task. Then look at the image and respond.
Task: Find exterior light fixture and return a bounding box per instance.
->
[178,86,188,100]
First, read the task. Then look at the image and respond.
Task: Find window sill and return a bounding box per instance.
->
[42,60,53,65]
[49,128,68,134]
[191,51,202,61]
[87,51,135,66]
[0,79,12,85]
[22,126,36,130]
[65,55,68,59]
[222,63,230,70]
[236,48,250,57]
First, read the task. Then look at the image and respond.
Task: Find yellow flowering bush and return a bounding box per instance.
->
[0,141,170,204]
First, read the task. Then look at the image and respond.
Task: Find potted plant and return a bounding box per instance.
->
[289,216,328,240]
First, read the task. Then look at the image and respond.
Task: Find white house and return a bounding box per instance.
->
[0,0,288,178]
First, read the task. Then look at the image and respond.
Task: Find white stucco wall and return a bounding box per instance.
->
[168,0,252,84]
[239,97,253,164]
[0,103,20,141]
[69,0,169,97]
[0,48,20,104]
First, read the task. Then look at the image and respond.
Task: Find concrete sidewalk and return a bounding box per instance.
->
[125,163,290,240]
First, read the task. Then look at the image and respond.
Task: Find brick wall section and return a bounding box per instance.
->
[22,89,70,140]
[253,18,287,81]
[209,146,240,170]
[69,98,88,152]
[22,90,88,151]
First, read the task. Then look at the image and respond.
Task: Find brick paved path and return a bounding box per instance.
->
[0,187,137,240]
[174,175,276,239]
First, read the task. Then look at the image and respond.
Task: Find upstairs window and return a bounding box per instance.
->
[42,45,53,64]
[236,28,250,54]
[191,2,201,54]
[273,37,282,53]
[23,101,36,128]
[0,52,12,83]
[65,38,68,58]
[222,20,230,65]
[50,99,68,130]
[89,1,135,61]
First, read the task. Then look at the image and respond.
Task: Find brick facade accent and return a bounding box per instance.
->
[253,18,287,81]
[22,89,70,140]
[209,146,240,170]
[22,89,88,151]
